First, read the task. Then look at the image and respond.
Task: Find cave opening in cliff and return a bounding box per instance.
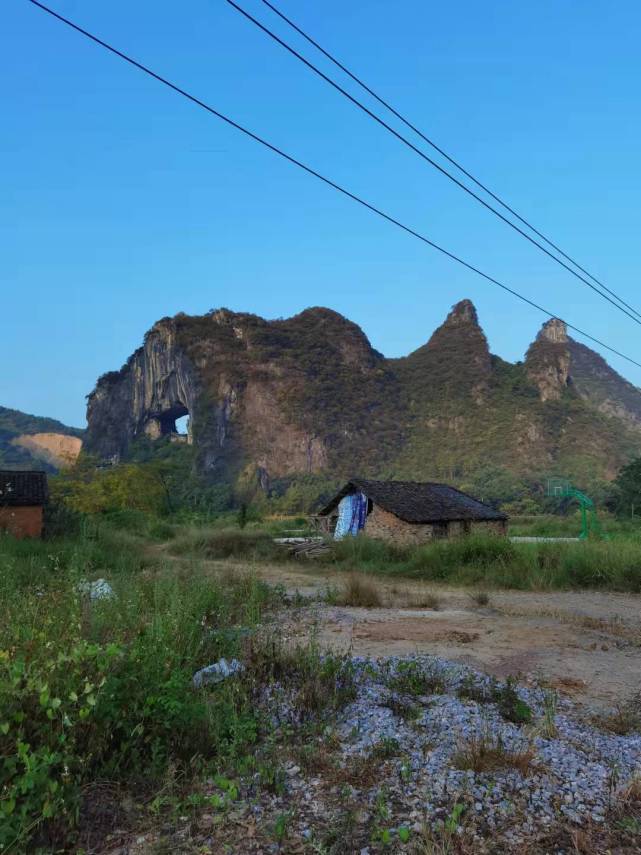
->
[157,403,190,437]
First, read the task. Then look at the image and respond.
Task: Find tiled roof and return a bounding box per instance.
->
[319,478,507,523]
[0,470,48,507]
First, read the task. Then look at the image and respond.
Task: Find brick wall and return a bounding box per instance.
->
[364,504,506,544]
[364,505,437,545]
[0,506,44,539]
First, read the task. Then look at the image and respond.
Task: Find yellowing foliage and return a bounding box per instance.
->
[51,459,167,514]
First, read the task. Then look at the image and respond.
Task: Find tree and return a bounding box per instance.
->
[612,457,641,519]
[51,457,167,515]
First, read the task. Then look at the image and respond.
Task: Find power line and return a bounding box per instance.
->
[257,0,641,324]
[26,0,641,371]
[227,0,641,327]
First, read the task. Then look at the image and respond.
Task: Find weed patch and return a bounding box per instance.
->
[595,701,641,736]
[383,693,423,722]
[494,676,533,724]
[169,528,286,562]
[0,529,272,851]
[242,635,357,721]
[468,590,490,607]
[416,590,441,610]
[386,660,447,697]
[336,573,383,608]
[452,732,535,775]
[456,675,532,724]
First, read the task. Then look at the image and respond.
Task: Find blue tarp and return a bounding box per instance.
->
[334,491,368,539]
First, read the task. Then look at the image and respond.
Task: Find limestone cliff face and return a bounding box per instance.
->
[84,301,641,484]
[524,318,641,427]
[524,318,572,402]
[85,319,201,462]
[85,307,398,480]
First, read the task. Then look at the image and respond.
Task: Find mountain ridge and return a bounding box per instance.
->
[0,406,84,471]
[84,301,641,491]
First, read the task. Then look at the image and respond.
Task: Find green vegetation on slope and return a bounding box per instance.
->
[174,308,405,477]
[0,406,84,439]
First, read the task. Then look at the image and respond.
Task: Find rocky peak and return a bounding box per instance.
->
[281,307,382,368]
[525,319,571,402]
[209,308,236,327]
[538,318,568,344]
[426,299,489,355]
[443,299,480,327]
[398,299,492,403]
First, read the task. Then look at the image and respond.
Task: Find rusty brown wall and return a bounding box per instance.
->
[0,506,44,539]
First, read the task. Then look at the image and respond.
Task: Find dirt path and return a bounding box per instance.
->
[156,543,640,712]
[246,561,641,712]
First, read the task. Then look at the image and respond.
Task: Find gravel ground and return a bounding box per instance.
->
[105,651,641,854]
[200,654,641,854]
[341,657,639,836]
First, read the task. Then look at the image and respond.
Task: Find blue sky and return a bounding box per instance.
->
[3,0,641,427]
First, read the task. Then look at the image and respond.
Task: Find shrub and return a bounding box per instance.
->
[469,590,490,607]
[51,462,168,515]
[336,573,383,608]
[147,520,176,540]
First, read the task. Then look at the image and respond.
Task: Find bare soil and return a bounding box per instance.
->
[248,561,641,712]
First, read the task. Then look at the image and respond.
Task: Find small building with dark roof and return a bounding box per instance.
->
[0,470,48,539]
[317,478,507,544]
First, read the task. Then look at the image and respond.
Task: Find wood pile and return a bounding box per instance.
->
[273,537,333,559]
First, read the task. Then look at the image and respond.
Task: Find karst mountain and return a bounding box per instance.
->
[83,300,641,490]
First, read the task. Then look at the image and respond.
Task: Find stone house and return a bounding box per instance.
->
[317,479,507,544]
[0,470,48,539]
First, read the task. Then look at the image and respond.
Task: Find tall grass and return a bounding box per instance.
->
[325,534,641,591]
[509,513,641,542]
[166,520,641,592]
[169,527,289,561]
